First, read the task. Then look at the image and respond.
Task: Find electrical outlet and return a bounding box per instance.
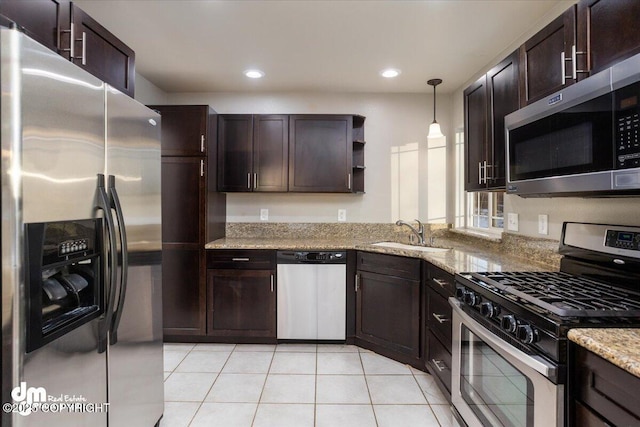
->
[507,213,519,231]
[538,214,548,235]
[337,209,347,222]
[260,208,269,221]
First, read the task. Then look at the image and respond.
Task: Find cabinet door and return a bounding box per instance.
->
[0,0,69,52]
[289,115,352,192]
[150,105,209,156]
[486,51,520,189]
[464,75,489,192]
[356,271,420,358]
[577,0,640,76]
[218,114,254,192]
[70,5,135,97]
[162,246,206,337]
[207,269,276,338]
[161,157,205,244]
[253,115,289,192]
[519,6,576,106]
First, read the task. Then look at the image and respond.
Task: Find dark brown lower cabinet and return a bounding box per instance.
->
[424,262,455,401]
[569,342,640,426]
[162,245,206,337]
[207,269,276,340]
[355,252,421,367]
[206,249,277,343]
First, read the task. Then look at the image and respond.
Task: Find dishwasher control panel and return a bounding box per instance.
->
[277,251,347,264]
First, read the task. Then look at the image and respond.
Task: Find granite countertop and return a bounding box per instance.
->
[568,328,640,378]
[206,237,554,274]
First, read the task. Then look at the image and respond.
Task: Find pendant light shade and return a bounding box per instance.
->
[427,78,444,139]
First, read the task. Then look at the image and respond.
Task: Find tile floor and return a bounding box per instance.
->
[162,343,462,427]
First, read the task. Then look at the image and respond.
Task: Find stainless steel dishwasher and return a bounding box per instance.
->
[276,251,347,340]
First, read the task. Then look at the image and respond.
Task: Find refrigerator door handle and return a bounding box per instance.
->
[96,174,118,353]
[108,175,128,345]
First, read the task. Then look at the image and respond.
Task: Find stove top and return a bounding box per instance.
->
[468,271,640,318]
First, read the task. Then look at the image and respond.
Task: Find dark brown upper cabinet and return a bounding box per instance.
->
[576,0,640,78]
[465,51,519,191]
[149,105,211,157]
[519,5,576,107]
[69,5,135,97]
[0,1,135,97]
[253,115,289,192]
[289,115,353,193]
[217,114,289,192]
[464,75,489,192]
[0,0,69,53]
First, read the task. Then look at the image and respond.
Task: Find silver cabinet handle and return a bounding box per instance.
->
[200,135,205,153]
[200,159,204,177]
[247,172,251,189]
[572,44,588,78]
[432,278,449,289]
[432,313,450,324]
[270,274,274,292]
[478,161,482,184]
[355,274,360,292]
[431,359,447,372]
[69,22,75,60]
[561,51,568,85]
[81,31,86,65]
[348,173,352,190]
[254,173,257,190]
[231,258,250,262]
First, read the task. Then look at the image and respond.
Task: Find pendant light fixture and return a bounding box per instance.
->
[427,78,444,139]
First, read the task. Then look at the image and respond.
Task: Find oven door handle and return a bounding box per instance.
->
[450,298,556,379]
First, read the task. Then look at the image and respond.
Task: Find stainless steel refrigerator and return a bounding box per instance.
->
[1,28,164,427]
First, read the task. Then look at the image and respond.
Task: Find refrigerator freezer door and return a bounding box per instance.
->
[1,29,108,427]
[105,87,163,426]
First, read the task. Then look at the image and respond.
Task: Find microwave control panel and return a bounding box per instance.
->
[616,84,640,169]
[605,229,640,251]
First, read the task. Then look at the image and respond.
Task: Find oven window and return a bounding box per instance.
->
[460,325,534,427]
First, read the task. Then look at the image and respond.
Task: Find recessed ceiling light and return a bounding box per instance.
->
[244,69,265,79]
[380,68,401,78]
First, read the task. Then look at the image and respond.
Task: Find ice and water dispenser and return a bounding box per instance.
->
[25,219,104,352]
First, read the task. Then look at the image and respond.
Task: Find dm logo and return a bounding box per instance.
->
[11,382,46,415]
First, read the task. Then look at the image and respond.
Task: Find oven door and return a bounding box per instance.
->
[450,299,563,427]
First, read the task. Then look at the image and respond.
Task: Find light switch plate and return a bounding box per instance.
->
[260,208,269,221]
[538,214,548,235]
[507,213,519,231]
[337,209,347,222]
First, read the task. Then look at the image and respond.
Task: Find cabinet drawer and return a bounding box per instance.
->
[574,344,640,425]
[427,331,452,395]
[428,290,452,352]
[357,251,420,280]
[207,250,276,269]
[426,263,455,298]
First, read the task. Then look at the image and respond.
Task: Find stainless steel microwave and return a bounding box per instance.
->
[505,53,640,197]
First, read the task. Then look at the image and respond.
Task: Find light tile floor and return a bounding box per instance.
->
[162,343,462,427]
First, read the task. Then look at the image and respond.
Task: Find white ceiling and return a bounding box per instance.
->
[75,0,567,94]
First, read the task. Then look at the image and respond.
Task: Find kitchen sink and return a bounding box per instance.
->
[370,242,451,253]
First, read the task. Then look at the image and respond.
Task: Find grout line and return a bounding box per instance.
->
[358,350,379,426]
[250,346,276,426]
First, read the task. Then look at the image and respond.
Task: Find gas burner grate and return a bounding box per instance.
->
[469,271,640,317]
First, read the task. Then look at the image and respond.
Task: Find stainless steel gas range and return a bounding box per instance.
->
[450,222,640,427]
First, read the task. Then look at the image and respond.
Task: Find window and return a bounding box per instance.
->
[469,191,504,231]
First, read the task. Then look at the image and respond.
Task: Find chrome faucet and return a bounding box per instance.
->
[395,219,426,246]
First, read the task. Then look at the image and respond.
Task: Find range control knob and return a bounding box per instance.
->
[517,324,538,344]
[455,287,466,301]
[464,291,482,307]
[501,315,518,333]
[480,302,500,319]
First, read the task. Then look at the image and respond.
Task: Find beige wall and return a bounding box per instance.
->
[134,73,170,105]
[164,91,451,223]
